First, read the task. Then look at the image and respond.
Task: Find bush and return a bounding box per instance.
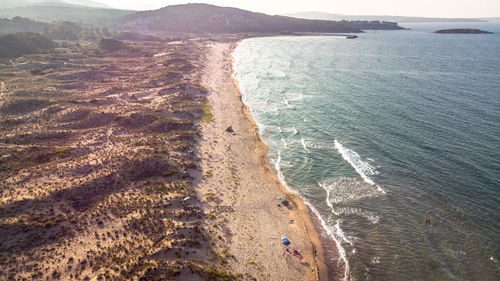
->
[99,38,127,52]
[202,102,213,122]
[55,146,73,157]
[0,32,55,58]
[162,170,176,177]
[29,68,44,75]
[204,265,235,281]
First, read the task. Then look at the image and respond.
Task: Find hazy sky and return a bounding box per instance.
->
[98,0,500,18]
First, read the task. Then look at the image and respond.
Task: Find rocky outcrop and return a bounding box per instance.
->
[434,28,493,34]
[340,20,404,30]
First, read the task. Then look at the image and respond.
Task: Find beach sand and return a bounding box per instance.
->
[197,41,329,280]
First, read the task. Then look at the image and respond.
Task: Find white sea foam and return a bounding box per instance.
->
[275,151,282,170]
[301,137,310,154]
[333,207,380,224]
[335,220,353,245]
[281,137,288,148]
[321,178,384,205]
[283,96,293,108]
[305,141,331,150]
[321,179,382,224]
[253,120,267,136]
[299,139,333,152]
[307,205,351,281]
[334,140,379,186]
[283,92,304,102]
[260,104,279,115]
[266,69,286,78]
[280,127,294,134]
[273,152,292,169]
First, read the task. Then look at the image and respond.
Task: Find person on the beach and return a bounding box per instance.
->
[293,250,302,258]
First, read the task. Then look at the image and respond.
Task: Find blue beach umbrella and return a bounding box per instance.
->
[281,237,290,245]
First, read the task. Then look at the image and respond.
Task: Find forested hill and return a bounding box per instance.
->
[1,3,364,35]
[0,17,113,40]
[118,3,362,34]
[0,0,111,9]
[0,5,132,26]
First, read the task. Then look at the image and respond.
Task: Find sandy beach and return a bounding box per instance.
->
[1,2,497,279]
[197,41,330,280]
[0,36,335,280]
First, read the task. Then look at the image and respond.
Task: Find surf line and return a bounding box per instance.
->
[274,151,351,281]
[301,137,311,154]
[334,139,385,192]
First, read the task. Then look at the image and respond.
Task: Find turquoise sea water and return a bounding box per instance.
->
[232,22,500,281]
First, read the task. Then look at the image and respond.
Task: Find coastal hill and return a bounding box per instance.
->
[0,17,116,41]
[118,3,362,34]
[0,4,132,26]
[434,28,493,34]
[0,0,112,9]
[0,3,408,34]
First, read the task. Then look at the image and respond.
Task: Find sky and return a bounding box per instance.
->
[98,0,500,18]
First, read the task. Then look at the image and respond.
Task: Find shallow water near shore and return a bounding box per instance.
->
[232,23,500,280]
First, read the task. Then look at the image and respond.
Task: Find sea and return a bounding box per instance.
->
[232,22,500,281]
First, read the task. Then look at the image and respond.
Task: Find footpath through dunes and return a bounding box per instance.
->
[197,40,330,280]
[0,38,241,280]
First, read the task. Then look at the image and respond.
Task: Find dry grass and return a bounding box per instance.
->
[0,38,238,280]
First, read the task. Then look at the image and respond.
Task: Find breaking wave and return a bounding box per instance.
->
[321,178,383,224]
[301,137,311,153]
[334,139,378,186]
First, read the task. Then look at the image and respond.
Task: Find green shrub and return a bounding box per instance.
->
[0,32,55,58]
[55,146,73,157]
[99,38,127,52]
[204,265,235,281]
[202,102,214,122]
[29,68,44,75]
[162,170,176,177]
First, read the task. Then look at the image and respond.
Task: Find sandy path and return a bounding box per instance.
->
[198,41,328,280]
